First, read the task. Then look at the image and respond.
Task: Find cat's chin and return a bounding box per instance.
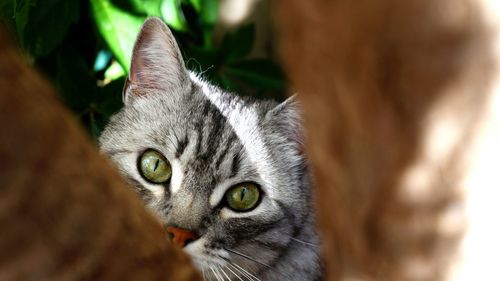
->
[189,256,221,272]
[183,238,229,272]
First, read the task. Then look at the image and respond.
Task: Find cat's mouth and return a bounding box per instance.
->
[189,255,225,272]
[182,237,229,271]
[183,240,266,281]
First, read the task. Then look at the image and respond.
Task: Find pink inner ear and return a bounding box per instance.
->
[126,18,187,94]
[130,47,158,88]
[129,34,166,89]
[129,54,144,84]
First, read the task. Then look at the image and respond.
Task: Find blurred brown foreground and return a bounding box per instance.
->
[278,0,500,280]
[1,0,500,280]
[0,27,200,280]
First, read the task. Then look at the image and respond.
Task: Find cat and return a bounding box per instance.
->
[99,17,323,281]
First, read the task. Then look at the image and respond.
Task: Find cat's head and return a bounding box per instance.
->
[99,18,315,277]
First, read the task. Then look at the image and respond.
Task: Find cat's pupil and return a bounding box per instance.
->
[154,159,159,171]
[240,188,247,201]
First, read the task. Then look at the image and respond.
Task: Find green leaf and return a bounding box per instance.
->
[188,0,217,26]
[55,47,124,140]
[129,0,162,16]
[81,78,124,140]
[91,0,145,71]
[89,110,100,140]
[0,0,14,20]
[103,60,126,82]
[222,59,286,92]
[220,24,255,62]
[94,77,124,117]
[19,0,80,57]
[13,0,30,41]
[161,0,188,32]
[184,45,218,71]
[55,47,97,110]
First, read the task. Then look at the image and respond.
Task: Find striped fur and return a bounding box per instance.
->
[99,18,322,280]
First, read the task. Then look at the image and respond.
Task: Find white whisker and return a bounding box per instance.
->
[227,263,254,281]
[210,266,221,281]
[290,237,319,248]
[211,266,224,281]
[230,263,261,281]
[215,266,226,281]
[225,248,272,269]
[225,263,245,281]
[218,265,232,281]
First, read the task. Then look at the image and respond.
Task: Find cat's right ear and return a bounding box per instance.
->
[266,95,305,152]
[123,17,189,105]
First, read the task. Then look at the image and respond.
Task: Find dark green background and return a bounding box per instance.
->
[0,0,286,140]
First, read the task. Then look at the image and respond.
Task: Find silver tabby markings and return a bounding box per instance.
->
[99,17,323,281]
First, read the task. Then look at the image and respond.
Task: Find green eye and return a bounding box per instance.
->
[225,182,261,211]
[139,150,172,183]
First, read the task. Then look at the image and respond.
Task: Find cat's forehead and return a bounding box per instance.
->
[129,77,249,126]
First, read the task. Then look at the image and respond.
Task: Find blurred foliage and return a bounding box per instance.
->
[0,0,286,140]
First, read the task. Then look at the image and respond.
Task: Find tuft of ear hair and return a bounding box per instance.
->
[123,17,189,105]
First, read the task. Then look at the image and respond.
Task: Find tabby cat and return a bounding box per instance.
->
[99,17,322,281]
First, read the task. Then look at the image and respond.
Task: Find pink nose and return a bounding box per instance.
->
[166,226,198,247]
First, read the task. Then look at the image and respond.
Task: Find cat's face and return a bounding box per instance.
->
[99,18,314,278]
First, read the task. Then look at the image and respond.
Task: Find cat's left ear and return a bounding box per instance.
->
[266,95,304,151]
[123,17,189,105]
